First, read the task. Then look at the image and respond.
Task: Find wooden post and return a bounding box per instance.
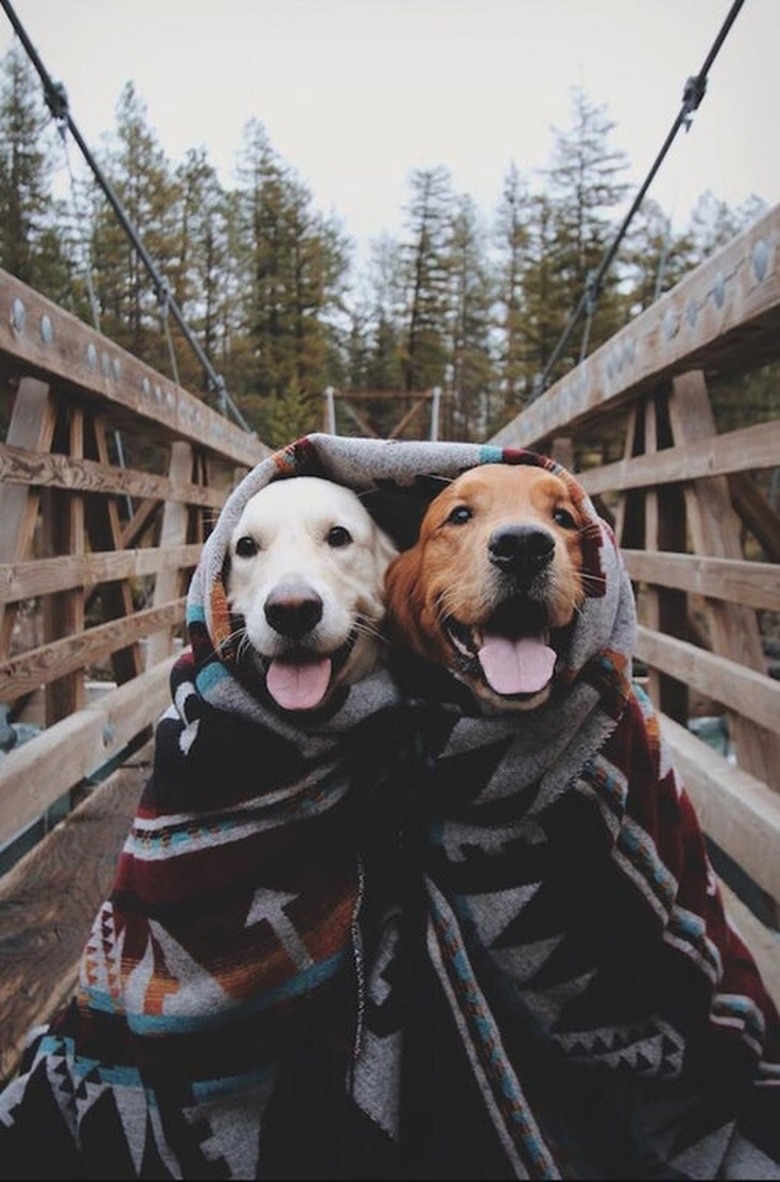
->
[84,415,142,685]
[642,391,689,722]
[430,386,441,442]
[323,386,336,434]
[42,405,86,723]
[0,379,57,662]
[145,442,192,670]
[669,371,780,792]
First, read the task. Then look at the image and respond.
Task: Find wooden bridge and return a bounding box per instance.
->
[1,202,779,1085]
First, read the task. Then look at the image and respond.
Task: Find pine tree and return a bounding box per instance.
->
[174,147,232,398]
[365,233,407,391]
[448,194,497,441]
[232,119,349,433]
[494,162,534,415]
[0,44,68,292]
[541,86,631,381]
[619,197,696,315]
[90,82,181,376]
[513,191,562,395]
[400,166,454,394]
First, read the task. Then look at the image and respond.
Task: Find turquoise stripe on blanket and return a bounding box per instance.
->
[81,947,350,1035]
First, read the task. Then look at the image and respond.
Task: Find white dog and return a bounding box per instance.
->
[225,476,398,711]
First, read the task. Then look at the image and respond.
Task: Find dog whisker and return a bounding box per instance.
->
[579,572,608,593]
[355,617,386,641]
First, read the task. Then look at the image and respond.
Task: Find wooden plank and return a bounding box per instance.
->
[0,599,186,700]
[42,406,87,722]
[0,658,174,845]
[637,626,780,735]
[0,742,154,1084]
[489,202,780,449]
[0,268,268,470]
[641,393,688,720]
[668,371,780,792]
[718,882,780,1014]
[84,416,143,685]
[388,398,427,440]
[660,715,780,908]
[331,389,436,400]
[0,380,56,656]
[146,442,191,668]
[611,403,639,546]
[728,473,780,563]
[578,417,780,497]
[0,544,203,603]
[0,440,226,508]
[622,551,780,612]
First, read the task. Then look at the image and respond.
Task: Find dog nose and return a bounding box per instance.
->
[488,525,555,578]
[264,583,324,637]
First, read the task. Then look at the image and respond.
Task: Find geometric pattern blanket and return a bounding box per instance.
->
[0,433,778,1180]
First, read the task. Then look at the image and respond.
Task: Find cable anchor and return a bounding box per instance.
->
[682,74,707,130]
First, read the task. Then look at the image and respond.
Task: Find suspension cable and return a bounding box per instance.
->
[56,123,135,516]
[533,0,747,399]
[57,126,102,333]
[1,0,252,433]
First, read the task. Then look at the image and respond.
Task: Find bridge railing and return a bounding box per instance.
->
[0,204,778,1081]
[490,201,780,994]
[0,270,269,1077]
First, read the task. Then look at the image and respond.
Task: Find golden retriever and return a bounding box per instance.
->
[226,476,397,711]
[385,463,587,711]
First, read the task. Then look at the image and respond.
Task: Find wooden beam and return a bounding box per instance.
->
[0,600,186,700]
[578,417,780,497]
[717,882,780,1014]
[0,380,57,656]
[146,442,192,668]
[660,715,780,908]
[668,371,780,791]
[0,544,203,603]
[0,658,174,845]
[636,626,780,734]
[622,551,780,612]
[0,441,226,508]
[728,472,780,562]
[42,406,86,722]
[0,269,267,469]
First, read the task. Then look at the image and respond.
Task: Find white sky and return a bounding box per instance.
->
[2,0,778,269]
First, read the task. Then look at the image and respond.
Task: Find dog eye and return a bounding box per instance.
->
[235,535,258,557]
[447,505,472,525]
[553,507,576,529]
[327,525,353,548]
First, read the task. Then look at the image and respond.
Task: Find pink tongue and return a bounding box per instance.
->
[266,656,332,710]
[478,633,556,696]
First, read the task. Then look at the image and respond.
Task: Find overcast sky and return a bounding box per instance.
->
[1,0,778,268]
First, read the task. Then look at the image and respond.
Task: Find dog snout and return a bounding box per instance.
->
[264,582,324,637]
[488,524,555,580]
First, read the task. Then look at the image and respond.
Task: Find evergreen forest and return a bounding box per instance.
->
[0,42,773,451]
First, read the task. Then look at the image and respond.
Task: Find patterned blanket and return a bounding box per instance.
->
[0,434,778,1180]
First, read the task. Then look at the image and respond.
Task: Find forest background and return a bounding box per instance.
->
[1,41,775,455]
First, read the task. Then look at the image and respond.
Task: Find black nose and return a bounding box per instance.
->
[264,583,323,637]
[488,525,555,579]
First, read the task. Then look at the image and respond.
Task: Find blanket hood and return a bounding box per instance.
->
[189,433,636,738]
